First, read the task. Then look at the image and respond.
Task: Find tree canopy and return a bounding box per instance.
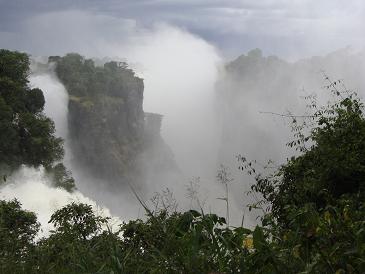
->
[52,53,142,98]
[0,49,75,191]
[0,49,63,170]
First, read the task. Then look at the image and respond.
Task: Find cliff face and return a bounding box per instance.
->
[140,113,177,185]
[68,94,143,185]
[52,53,176,189]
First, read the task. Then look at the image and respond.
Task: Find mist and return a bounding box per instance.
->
[215,48,365,222]
[28,61,143,224]
[1,8,365,230]
[0,10,232,228]
[23,11,223,179]
[29,61,71,162]
[0,167,119,236]
[0,61,121,234]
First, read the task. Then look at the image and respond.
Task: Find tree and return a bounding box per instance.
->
[0,199,39,273]
[48,202,108,240]
[36,203,112,273]
[0,49,64,170]
[250,86,365,223]
[48,163,76,192]
[240,80,365,273]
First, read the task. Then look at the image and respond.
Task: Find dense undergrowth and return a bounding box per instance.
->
[0,49,364,273]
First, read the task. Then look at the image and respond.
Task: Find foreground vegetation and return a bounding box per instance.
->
[0,49,364,273]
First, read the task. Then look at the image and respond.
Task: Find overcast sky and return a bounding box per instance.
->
[0,0,364,60]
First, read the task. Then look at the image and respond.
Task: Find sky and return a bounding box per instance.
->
[0,0,364,60]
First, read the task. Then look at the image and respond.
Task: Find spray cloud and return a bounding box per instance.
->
[2,9,364,229]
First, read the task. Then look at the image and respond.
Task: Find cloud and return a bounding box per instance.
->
[1,0,364,58]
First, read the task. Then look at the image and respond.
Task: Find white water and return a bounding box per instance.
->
[0,64,120,235]
[29,65,72,164]
[0,167,119,237]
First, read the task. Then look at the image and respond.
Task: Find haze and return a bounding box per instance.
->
[1,0,365,230]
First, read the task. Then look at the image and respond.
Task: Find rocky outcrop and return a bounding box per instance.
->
[68,94,144,185]
[140,113,177,184]
[51,53,177,189]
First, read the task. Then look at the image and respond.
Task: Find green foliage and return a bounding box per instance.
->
[49,202,109,239]
[119,210,248,273]
[0,49,29,86]
[249,87,365,224]
[0,49,63,169]
[0,199,39,273]
[53,53,142,98]
[0,200,250,274]
[34,203,112,273]
[0,49,75,191]
[47,163,76,192]
[239,79,365,273]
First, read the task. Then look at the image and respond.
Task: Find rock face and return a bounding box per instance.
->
[68,94,143,185]
[140,113,177,185]
[52,53,176,189]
